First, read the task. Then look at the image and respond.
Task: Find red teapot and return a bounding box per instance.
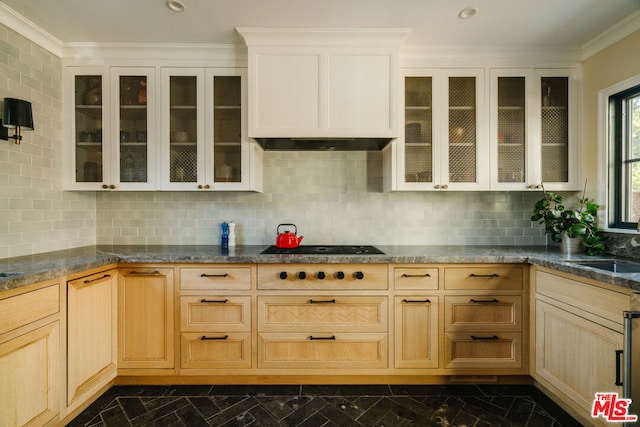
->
[276,224,304,248]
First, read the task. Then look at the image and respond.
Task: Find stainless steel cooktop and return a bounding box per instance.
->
[260,245,385,255]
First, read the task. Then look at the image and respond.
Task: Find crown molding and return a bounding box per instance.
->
[0,2,63,57]
[582,10,640,60]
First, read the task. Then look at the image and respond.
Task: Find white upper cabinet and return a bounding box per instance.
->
[159,67,262,192]
[388,68,488,191]
[64,67,156,191]
[238,28,408,140]
[490,68,579,191]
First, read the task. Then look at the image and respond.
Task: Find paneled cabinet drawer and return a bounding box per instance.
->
[444,296,522,331]
[393,267,439,290]
[180,296,251,332]
[258,333,387,369]
[181,332,251,369]
[444,332,522,369]
[258,296,387,332]
[444,266,523,290]
[0,284,60,335]
[180,266,253,290]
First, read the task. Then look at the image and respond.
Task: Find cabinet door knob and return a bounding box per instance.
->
[109,184,115,189]
[205,184,211,189]
[434,184,440,189]
[102,184,109,189]
[279,272,288,280]
[198,185,203,189]
[441,184,448,189]
[353,271,364,280]
[335,271,345,280]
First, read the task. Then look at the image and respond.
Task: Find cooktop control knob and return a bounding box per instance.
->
[316,271,326,280]
[354,271,364,280]
[335,271,345,280]
[298,272,307,280]
[279,272,288,280]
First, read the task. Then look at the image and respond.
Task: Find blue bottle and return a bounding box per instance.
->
[221,222,229,249]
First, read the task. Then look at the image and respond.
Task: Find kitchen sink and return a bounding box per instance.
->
[568,259,640,273]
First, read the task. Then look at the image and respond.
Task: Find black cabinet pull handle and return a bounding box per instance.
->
[83,274,111,284]
[200,299,229,304]
[470,299,499,303]
[201,335,229,341]
[470,335,499,340]
[200,273,229,278]
[309,335,336,341]
[128,270,160,275]
[401,273,431,278]
[469,273,500,278]
[309,299,336,304]
[615,349,624,386]
[402,299,431,304]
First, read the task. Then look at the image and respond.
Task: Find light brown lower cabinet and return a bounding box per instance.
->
[0,280,62,427]
[444,332,522,369]
[118,267,175,370]
[67,269,117,412]
[181,332,251,369]
[394,296,438,368]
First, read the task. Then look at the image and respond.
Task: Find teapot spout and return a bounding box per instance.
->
[297,235,304,244]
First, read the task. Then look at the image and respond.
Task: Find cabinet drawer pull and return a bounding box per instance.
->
[401,273,431,278]
[308,299,336,304]
[200,273,229,278]
[309,335,336,341]
[470,335,499,340]
[615,349,624,386]
[83,274,111,284]
[128,270,160,275]
[468,273,500,278]
[200,299,229,304]
[200,335,229,341]
[469,298,499,303]
[402,299,431,304]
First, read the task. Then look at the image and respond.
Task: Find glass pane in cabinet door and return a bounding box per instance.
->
[404,77,433,183]
[169,76,197,183]
[541,77,568,182]
[449,76,476,183]
[213,76,241,183]
[119,76,148,183]
[74,75,103,182]
[497,77,525,183]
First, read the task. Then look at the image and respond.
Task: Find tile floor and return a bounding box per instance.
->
[66,384,582,426]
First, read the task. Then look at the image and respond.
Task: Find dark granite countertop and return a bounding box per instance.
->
[1,244,640,293]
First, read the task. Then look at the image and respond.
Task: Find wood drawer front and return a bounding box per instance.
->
[393,268,438,290]
[536,270,630,324]
[180,296,251,332]
[444,266,523,290]
[444,296,521,332]
[258,264,388,290]
[258,333,387,369]
[0,284,60,335]
[180,267,252,290]
[394,296,439,369]
[444,332,522,369]
[181,332,251,369]
[258,296,387,332]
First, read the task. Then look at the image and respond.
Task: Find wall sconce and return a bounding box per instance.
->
[1,98,34,145]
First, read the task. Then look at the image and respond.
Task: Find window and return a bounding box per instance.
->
[609,83,640,229]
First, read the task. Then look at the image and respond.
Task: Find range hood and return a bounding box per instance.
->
[237,28,410,151]
[254,137,393,151]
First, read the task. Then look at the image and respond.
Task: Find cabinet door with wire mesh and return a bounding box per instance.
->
[403,75,434,186]
[160,68,205,190]
[212,75,242,184]
[540,76,569,184]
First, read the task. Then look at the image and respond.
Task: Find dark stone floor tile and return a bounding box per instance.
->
[388,396,436,421]
[99,405,131,427]
[389,384,434,395]
[296,411,330,427]
[318,404,363,426]
[351,395,383,412]
[210,385,300,396]
[256,396,296,419]
[281,397,327,427]
[322,396,366,421]
[450,410,480,427]
[460,395,510,417]
[118,397,147,420]
[219,409,256,427]
[110,385,170,397]
[506,396,536,425]
[525,410,556,427]
[207,396,260,426]
[355,396,395,426]
[176,404,210,427]
[165,385,213,397]
[249,404,288,427]
[189,397,221,419]
[133,397,191,426]
[147,412,184,427]
[302,385,390,396]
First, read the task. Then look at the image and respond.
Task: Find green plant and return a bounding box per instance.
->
[531,185,605,255]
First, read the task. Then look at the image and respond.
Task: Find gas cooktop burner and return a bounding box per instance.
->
[261,245,385,255]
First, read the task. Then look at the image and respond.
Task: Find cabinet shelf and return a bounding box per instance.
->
[406,142,432,147]
[406,106,432,110]
[498,106,524,111]
[170,142,197,146]
[449,106,475,111]
[214,105,241,110]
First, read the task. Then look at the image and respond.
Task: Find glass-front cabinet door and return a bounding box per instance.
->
[160,68,205,190]
[395,68,486,191]
[111,68,156,190]
[66,68,110,190]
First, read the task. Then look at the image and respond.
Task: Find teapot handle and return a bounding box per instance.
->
[277,223,297,235]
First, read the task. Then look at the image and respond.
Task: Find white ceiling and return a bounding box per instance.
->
[1,0,639,48]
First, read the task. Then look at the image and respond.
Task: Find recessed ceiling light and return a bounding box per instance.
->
[167,0,185,12]
[458,7,478,19]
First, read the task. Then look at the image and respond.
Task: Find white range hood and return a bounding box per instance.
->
[237,28,410,150]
